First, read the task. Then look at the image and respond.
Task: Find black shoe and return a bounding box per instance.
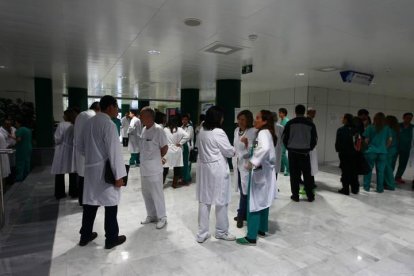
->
[236,216,244,228]
[307,196,315,202]
[258,231,266,237]
[105,235,126,249]
[234,216,238,221]
[55,194,67,200]
[79,232,98,246]
[338,189,349,196]
[290,195,299,202]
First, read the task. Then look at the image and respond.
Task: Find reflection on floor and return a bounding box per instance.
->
[1,151,414,276]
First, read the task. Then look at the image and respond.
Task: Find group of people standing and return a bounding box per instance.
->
[336,109,414,194]
[0,117,32,184]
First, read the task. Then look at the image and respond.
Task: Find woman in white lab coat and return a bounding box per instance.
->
[127,110,141,166]
[233,110,256,228]
[51,109,77,199]
[236,110,277,246]
[120,113,130,147]
[163,116,190,188]
[196,106,236,243]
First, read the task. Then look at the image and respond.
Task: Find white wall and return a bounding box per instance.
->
[241,86,414,164]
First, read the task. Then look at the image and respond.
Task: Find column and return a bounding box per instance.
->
[216,79,241,145]
[138,100,150,111]
[68,87,88,112]
[34,78,54,147]
[121,104,130,117]
[180,89,199,125]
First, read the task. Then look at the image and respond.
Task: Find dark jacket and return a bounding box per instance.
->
[335,125,357,154]
[282,116,317,153]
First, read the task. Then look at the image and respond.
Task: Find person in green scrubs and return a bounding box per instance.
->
[395,113,413,184]
[384,115,399,190]
[14,117,32,182]
[278,108,289,176]
[363,112,392,193]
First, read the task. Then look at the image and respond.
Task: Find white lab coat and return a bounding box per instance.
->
[249,130,277,213]
[233,127,257,195]
[0,133,11,178]
[128,116,141,153]
[139,123,168,177]
[0,127,16,147]
[79,113,126,206]
[120,116,130,138]
[73,109,96,177]
[163,127,190,168]
[196,128,235,206]
[274,123,284,173]
[182,124,194,149]
[51,121,74,174]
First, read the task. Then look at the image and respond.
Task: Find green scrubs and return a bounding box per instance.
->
[15,126,32,181]
[182,143,191,183]
[280,117,289,176]
[395,123,413,178]
[384,129,398,189]
[111,117,121,136]
[363,125,391,192]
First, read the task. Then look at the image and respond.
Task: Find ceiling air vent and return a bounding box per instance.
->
[202,42,243,55]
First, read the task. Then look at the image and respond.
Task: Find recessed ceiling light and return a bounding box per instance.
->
[148,50,161,55]
[316,67,338,72]
[248,34,258,41]
[0,65,6,69]
[184,18,202,27]
[119,75,127,79]
[295,73,305,76]
[203,42,243,55]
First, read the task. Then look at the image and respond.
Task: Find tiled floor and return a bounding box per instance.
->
[1,150,414,276]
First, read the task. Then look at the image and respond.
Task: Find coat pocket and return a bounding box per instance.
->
[252,168,266,185]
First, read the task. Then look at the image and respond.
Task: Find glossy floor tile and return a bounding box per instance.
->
[1,149,414,276]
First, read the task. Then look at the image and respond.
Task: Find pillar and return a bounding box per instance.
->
[216,79,241,145]
[67,87,88,112]
[138,100,150,111]
[121,104,130,116]
[34,78,54,147]
[180,89,199,125]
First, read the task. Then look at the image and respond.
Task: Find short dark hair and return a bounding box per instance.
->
[343,113,354,125]
[278,108,288,115]
[295,104,306,115]
[141,106,155,119]
[182,113,190,119]
[155,111,166,124]
[99,96,117,111]
[237,110,254,128]
[89,102,100,111]
[203,106,224,130]
[403,112,413,118]
[130,109,138,116]
[357,109,369,116]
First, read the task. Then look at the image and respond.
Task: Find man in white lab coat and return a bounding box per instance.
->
[78,95,127,249]
[139,107,169,229]
[120,113,130,147]
[128,110,141,166]
[73,102,100,206]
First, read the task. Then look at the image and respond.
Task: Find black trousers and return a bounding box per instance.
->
[122,137,129,147]
[339,153,359,193]
[237,170,247,220]
[288,151,315,199]
[163,167,182,178]
[80,205,119,242]
[55,173,78,198]
[78,176,84,206]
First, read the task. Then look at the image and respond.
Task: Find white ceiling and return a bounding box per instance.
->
[0,0,414,101]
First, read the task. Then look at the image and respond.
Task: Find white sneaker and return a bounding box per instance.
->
[141,216,157,224]
[196,233,211,243]
[156,217,167,229]
[215,233,236,241]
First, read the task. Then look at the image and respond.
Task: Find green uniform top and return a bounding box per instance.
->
[15,126,32,152]
[363,125,391,154]
[111,118,121,136]
[281,117,289,127]
[388,129,398,155]
[398,123,413,151]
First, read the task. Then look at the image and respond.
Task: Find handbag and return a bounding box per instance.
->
[189,147,198,163]
[105,160,130,186]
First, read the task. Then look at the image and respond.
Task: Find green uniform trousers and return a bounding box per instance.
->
[363,152,387,192]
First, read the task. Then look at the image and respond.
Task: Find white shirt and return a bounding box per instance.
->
[182,124,194,149]
[120,116,130,138]
[139,123,168,176]
[163,127,190,168]
[51,121,74,174]
[0,126,16,147]
[128,116,142,153]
